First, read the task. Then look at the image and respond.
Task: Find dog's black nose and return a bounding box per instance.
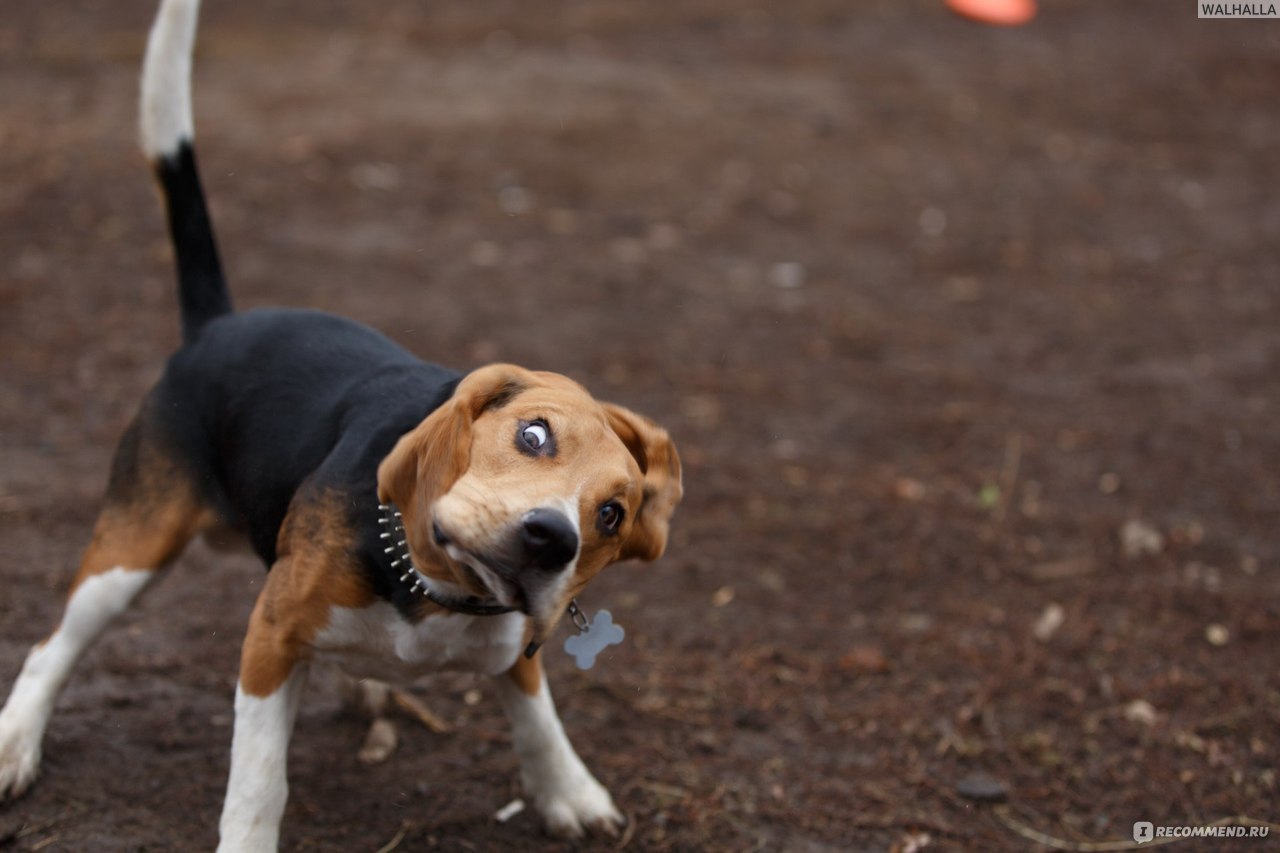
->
[520,508,579,570]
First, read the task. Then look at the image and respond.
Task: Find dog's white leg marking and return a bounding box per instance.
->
[492,671,624,838]
[0,567,153,800]
[217,666,308,853]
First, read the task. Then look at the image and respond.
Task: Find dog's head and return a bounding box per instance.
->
[377,363,682,640]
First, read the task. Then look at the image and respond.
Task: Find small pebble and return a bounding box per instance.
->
[955,772,1007,802]
[494,798,525,823]
[1123,699,1158,727]
[498,185,533,215]
[769,261,805,289]
[1120,519,1164,559]
[1033,603,1066,642]
[838,645,889,674]
[893,478,927,501]
[1205,624,1230,647]
[919,206,947,237]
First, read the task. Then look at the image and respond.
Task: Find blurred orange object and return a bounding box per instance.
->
[945,0,1038,26]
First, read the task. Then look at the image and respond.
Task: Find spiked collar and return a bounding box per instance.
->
[377,502,517,616]
[377,501,617,666]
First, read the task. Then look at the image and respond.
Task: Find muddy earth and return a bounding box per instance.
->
[1,1,1277,850]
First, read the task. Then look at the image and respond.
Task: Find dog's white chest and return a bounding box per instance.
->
[314,604,525,682]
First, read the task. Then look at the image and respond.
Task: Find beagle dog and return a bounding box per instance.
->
[0,0,682,849]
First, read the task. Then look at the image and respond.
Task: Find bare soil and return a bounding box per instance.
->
[1,1,1278,850]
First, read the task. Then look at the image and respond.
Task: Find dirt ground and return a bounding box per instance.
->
[1,1,1278,850]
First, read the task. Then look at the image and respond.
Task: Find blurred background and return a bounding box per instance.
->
[1,1,1277,849]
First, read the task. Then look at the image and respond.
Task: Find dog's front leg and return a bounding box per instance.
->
[217,577,310,853]
[217,668,307,852]
[492,653,624,839]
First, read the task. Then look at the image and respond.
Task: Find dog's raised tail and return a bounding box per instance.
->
[140,0,231,344]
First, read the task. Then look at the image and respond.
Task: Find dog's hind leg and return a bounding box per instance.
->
[0,414,214,801]
[341,678,454,765]
[345,678,399,765]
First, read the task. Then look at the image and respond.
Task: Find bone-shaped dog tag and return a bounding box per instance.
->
[564,609,625,670]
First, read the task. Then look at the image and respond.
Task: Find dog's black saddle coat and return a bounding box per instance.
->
[150,307,461,612]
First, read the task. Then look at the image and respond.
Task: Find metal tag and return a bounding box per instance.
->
[564,609,625,670]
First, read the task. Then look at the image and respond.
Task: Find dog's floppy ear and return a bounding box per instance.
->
[377,364,530,538]
[603,403,683,562]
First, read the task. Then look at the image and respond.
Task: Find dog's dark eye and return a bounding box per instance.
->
[598,502,624,534]
[517,420,553,456]
[522,423,547,448]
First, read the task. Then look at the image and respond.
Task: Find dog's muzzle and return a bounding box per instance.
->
[519,508,578,571]
[430,507,579,611]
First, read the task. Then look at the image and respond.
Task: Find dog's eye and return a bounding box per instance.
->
[522,423,547,448]
[517,420,552,455]
[598,501,624,534]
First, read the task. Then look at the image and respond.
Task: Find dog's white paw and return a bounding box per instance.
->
[532,771,625,839]
[0,711,43,801]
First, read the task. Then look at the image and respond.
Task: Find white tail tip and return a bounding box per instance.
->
[139,0,201,159]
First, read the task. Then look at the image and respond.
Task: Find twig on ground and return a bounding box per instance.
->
[390,687,452,733]
[614,810,638,850]
[373,821,410,853]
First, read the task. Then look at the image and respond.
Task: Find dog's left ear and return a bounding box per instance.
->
[377,364,531,547]
[603,403,683,562]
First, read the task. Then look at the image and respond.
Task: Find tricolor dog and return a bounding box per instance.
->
[0,0,682,848]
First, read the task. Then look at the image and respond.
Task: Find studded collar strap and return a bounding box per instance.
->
[377,502,517,616]
[377,502,612,665]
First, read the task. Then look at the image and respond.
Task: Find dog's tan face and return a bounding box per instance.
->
[378,364,682,639]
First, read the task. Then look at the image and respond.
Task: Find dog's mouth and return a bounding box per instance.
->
[441,544,525,611]
[432,520,525,610]
[429,516,583,644]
